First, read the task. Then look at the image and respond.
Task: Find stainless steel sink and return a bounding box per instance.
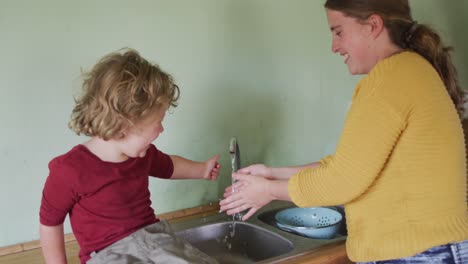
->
[170,201,347,263]
[176,221,294,263]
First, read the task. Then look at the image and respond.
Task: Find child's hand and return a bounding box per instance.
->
[203,155,221,181]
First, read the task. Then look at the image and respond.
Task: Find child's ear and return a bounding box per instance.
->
[367,14,385,39]
[118,129,128,139]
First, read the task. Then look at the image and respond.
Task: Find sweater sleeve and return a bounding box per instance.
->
[289,93,406,207]
[319,155,333,166]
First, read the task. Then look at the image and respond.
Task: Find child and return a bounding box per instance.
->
[220,0,468,263]
[40,48,220,264]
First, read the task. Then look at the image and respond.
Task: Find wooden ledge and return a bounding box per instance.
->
[0,203,220,257]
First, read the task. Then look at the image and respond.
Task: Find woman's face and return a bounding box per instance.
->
[326,9,374,75]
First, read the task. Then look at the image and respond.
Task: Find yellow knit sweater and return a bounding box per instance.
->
[288,51,468,262]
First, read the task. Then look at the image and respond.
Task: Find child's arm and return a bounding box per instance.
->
[40,223,67,264]
[170,155,220,180]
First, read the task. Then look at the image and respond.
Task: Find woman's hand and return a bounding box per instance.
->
[203,155,221,181]
[237,164,273,178]
[219,172,275,220]
[223,164,274,195]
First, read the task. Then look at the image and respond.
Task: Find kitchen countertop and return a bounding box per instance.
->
[0,201,352,264]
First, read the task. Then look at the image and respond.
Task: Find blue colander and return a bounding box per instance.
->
[275,207,342,239]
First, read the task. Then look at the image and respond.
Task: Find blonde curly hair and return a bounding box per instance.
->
[69,48,180,140]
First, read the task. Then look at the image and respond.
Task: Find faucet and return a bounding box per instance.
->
[229,137,241,173]
[229,137,243,220]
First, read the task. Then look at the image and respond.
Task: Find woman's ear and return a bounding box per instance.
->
[367,14,385,39]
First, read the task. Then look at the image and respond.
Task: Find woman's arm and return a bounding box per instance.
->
[269,162,321,179]
[40,224,67,264]
[223,162,322,199]
[237,162,321,180]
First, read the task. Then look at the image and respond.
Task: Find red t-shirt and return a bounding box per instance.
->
[40,144,173,263]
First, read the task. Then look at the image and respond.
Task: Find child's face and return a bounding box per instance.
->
[117,106,167,159]
[326,9,374,75]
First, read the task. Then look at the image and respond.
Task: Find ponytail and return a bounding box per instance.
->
[402,22,465,117]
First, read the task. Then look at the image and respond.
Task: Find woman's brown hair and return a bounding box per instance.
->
[325,0,465,117]
[69,48,180,140]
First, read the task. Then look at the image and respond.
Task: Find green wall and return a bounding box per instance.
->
[0,0,466,247]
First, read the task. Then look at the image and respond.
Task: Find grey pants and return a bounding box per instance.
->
[86,221,218,264]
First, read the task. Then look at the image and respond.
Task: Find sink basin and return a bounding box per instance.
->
[176,221,294,263]
[170,201,347,263]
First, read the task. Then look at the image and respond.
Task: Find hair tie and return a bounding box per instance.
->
[405,20,419,44]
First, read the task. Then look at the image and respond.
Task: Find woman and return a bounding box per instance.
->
[220,0,468,263]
